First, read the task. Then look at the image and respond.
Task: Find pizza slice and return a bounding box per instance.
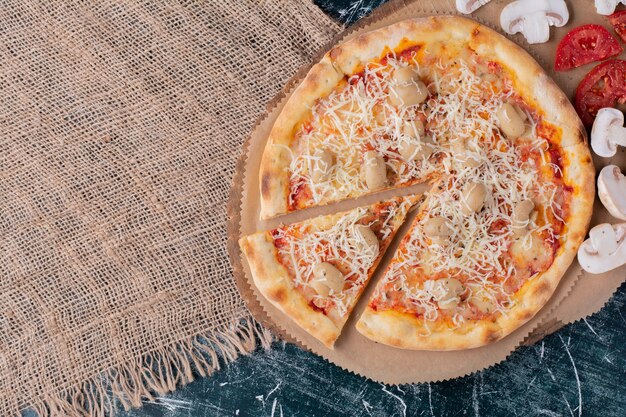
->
[259,39,442,220]
[239,196,419,348]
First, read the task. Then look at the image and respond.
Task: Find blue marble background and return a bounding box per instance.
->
[117,1,625,416]
[122,285,625,416]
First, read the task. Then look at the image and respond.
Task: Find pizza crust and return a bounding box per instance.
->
[243,196,420,348]
[240,232,340,348]
[259,16,591,218]
[259,60,343,219]
[356,308,503,351]
[258,17,454,219]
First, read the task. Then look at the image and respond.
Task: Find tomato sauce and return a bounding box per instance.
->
[309,301,325,314]
[288,181,312,211]
[548,148,564,179]
[397,45,422,61]
[487,61,502,74]
[270,201,397,317]
[270,229,288,249]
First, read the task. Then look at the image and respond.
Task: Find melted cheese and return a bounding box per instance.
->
[282,51,565,325]
[287,58,436,207]
[274,200,412,317]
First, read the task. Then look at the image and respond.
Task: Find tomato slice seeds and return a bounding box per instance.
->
[574,59,626,127]
[555,24,623,71]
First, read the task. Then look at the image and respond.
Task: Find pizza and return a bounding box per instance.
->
[239,196,417,348]
[249,16,595,350]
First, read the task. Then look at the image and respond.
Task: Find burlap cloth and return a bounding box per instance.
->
[0,2,340,416]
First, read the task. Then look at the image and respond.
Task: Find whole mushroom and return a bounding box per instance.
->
[353,224,380,256]
[460,182,488,216]
[512,199,536,237]
[595,0,626,15]
[500,0,569,44]
[310,262,345,296]
[310,149,335,183]
[424,216,453,245]
[456,0,492,14]
[598,165,626,221]
[437,278,465,310]
[388,66,428,107]
[591,108,626,158]
[423,278,465,310]
[578,223,626,273]
[496,102,527,139]
[360,150,387,190]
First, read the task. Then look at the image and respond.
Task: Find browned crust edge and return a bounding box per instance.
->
[241,196,419,348]
[239,232,341,348]
[258,16,454,219]
[259,58,343,219]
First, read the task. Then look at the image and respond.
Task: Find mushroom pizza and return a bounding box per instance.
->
[242,17,595,350]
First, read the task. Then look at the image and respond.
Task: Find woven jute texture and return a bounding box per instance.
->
[0,1,341,416]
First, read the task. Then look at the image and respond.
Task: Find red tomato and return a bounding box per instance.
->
[575,59,626,126]
[554,24,622,71]
[609,10,626,42]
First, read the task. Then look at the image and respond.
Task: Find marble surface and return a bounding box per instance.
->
[119,1,626,416]
[122,284,625,416]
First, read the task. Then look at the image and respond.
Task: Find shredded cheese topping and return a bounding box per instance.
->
[273,200,411,317]
[280,48,567,325]
[376,59,562,324]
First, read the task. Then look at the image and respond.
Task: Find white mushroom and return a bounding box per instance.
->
[595,0,626,15]
[360,150,387,190]
[423,216,453,245]
[401,118,425,138]
[470,292,497,314]
[311,262,345,296]
[590,224,619,257]
[374,104,388,125]
[353,224,380,256]
[578,223,626,274]
[496,102,527,139]
[310,149,335,183]
[398,120,434,162]
[451,138,482,169]
[398,139,434,163]
[460,182,488,216]
[598,165,626,221]
[512,199,536,237]
[500,0,569,45]
[310,280,331,297]
[591,108,626,158]
[510,231,549,260]
[424,278,465,310]
[393,66,419,84]
[388,67,428,107]
[456,0,492,14]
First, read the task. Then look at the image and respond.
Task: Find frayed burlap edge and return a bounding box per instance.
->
[0,0,339,415]
[28,319,272,417]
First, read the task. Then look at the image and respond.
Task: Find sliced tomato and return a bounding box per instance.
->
[609,10,626,42]
[575,59,626,126]
[555,24,623,71]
